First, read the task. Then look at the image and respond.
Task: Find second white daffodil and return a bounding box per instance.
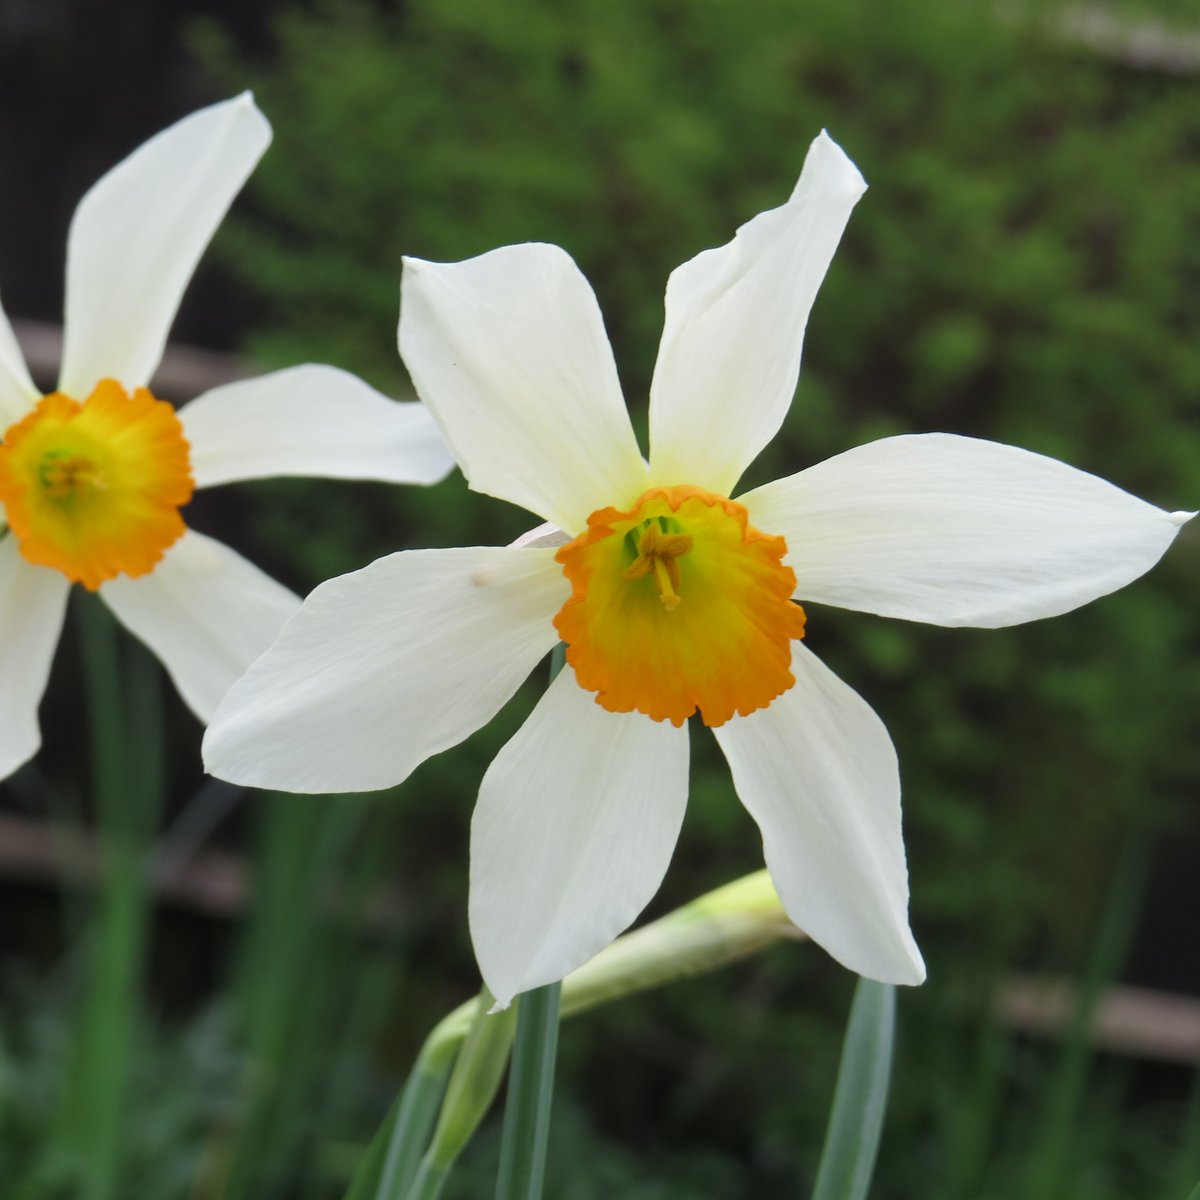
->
[204,132,1192,1007]
[0,94,454,780]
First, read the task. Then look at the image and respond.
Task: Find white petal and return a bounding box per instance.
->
[648,131,866,494]
[203,545,567,793]
[742,433,1195,628]
[470,668,690,1007]
[59,94,270,397]
[179,364,456,488]
[0,541,69,780]
[100,530,299,722]
[508,521,569,550]
[0,291,38,428]
[714,642,925,985]
[399,245,647,533]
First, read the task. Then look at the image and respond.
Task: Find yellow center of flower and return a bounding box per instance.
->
[0,379,193,590]
[554,485,806,727]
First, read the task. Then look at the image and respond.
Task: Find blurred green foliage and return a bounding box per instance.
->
[4,0,1198,1196]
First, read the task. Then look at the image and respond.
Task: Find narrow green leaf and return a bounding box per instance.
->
[339,1060,451,1200]
[811,978,896,1200]
[373,1067,451,1200]
[423,993,516,1173]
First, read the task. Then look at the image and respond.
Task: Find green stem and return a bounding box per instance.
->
[348,870,795,1199]
[56,595,162,1200]
[811,978,896,1200]
[493,982,562,1200]
[490,645,567,1200]
[79,592,126,815]
[403,1161,450,1200]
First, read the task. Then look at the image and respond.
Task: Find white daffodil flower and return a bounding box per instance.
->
[204,131,1193,1006]
[0,94,454,779]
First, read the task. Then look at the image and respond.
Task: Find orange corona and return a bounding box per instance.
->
[554,485,806,727]
[0,379,193,590]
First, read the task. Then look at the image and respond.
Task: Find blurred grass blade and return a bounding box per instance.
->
[494,983,561,1200]
[1169,1073,1200,1199]
[1022,827,1151,1199]
[811,978,896,1200]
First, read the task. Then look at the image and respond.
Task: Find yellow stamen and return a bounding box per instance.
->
[40,454,104,498]
[0,380,193,590]
[624,524,693,611]
[555,485,806,727]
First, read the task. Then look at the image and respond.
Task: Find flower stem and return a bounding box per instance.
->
[346,870,798,1198]
[811,977,896,1200]
[56,594,163,1200]
[489,645,568,1200]
[493,980,561,1200]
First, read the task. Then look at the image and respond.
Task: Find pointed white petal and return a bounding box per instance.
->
[0,541,69,780]
[742,433,1194,628]
[203,546,567,793]
[648,131,866,494]
[0,292,38,428]
[399,245,647,533]
[471,668,690,1007]
[100,530,299,722]
[59,94,270,396]
[179,364,455,488]
[714,642,925,985]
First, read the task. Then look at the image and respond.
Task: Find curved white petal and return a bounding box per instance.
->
[179,364,456,488]
[742,433,1195,628]
[470,668,690,1007]
[714,642,925,986]
[0,541,69,780]
[203,545,567,793]
[0,292,38,428]
[399,245,647,533]
[59,93,271,396]
[100,529,299,723]
[648,131,866,494]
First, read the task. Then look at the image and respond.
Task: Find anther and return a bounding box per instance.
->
[624,524,693,610]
